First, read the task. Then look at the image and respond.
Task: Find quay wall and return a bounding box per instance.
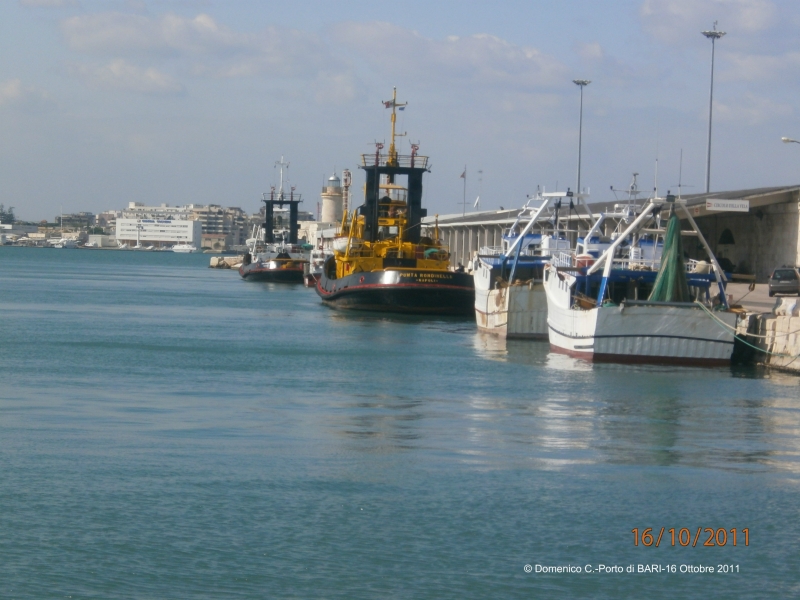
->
[738,301,800,372]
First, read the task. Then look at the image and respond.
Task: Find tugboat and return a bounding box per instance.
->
[239,157,310,283]
[315,88,474,314]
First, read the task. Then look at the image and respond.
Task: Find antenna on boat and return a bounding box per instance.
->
[275,156,290,199]
[382,87,407,167]
[654,156,659,199]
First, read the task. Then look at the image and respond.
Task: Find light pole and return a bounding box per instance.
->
[573,79,590,195]
[702,22,726,194]
[782,137,800,145]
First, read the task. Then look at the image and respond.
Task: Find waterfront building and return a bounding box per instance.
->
[189,205,249,248]
[121,202,192,220]
[115,218,202,248]
[430,186,800,281]
[119,202,249,250]
[54,212,94,229]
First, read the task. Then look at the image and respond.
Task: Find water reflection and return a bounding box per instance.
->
[335,393,425,453]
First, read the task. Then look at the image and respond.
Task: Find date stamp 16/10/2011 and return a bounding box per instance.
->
[632,528,749,547]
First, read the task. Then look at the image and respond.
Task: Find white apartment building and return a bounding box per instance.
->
[116,218,203,247]
[122,202,192,220]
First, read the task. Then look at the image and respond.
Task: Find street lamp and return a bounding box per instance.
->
[702,22,726,194]
[573,79,591,195]
[781,137,800,145]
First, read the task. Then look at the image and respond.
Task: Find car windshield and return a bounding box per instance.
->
[772,269,797,280]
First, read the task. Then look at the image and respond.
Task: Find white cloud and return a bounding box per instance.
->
[20,0,78,7]
[314,71,358,105]
[722,50,800,81]
[714,93,792,125]
[640,0,776,41]
[0,79,24,105]
[0,78,54,111]
[61,12,331,78]
[332,22,566,91]
[576,42,604,61]
[68,59,184,94]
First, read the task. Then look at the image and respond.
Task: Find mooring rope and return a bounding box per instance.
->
[694,301,800,360]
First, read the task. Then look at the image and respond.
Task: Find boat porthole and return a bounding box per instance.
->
[359,276,365,283]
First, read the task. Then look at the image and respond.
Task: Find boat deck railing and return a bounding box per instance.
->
[479,245,546,258]
[360,153,429,169]
[551,251,713,275]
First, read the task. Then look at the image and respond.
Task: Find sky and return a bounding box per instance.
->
[2,0,800,222]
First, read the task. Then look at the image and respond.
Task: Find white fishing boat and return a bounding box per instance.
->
[543,194,739,365]
[473,189,590,339]
[172,243,199,253]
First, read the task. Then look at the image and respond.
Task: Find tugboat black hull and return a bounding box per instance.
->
[316,269,475,315]
[239,263,305,283]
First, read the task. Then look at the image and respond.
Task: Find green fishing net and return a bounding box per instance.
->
[648,212,691,302]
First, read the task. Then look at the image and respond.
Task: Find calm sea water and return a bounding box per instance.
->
[1,247,798,599]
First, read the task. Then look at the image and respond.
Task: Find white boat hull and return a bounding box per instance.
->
[544,269,737,365]
[475,283,548,339]
[473,260,548,339]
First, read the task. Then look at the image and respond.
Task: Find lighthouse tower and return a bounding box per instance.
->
[320,173,343,224]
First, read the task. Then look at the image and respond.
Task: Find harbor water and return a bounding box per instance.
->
[1,247,798,598]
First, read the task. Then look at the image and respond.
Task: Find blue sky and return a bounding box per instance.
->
[2,0,799,221]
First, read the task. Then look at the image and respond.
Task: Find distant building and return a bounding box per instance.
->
[116,202,249,250]
[87,234,116,248]
[121,202,191,220]
[95,210,122,231]
[55,212,94,229]
[189,205,249,248]
[115,218,202,248]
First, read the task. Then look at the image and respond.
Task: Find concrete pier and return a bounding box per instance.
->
[729,283,800,373]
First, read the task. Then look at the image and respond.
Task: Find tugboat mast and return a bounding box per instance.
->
[275,156,290,199]
[384,87,407,168]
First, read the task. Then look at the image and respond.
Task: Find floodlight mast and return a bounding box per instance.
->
[573,79,591,196]
[702,22,726,194]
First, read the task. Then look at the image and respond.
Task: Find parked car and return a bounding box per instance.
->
[768,266,800,297]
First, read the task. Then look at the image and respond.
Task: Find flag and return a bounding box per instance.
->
[398,106,405,111]
[473,196,480,208]
[460,170,466,179]
[383,100,393,108]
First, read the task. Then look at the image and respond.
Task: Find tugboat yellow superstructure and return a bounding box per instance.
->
[315,88,474,314]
